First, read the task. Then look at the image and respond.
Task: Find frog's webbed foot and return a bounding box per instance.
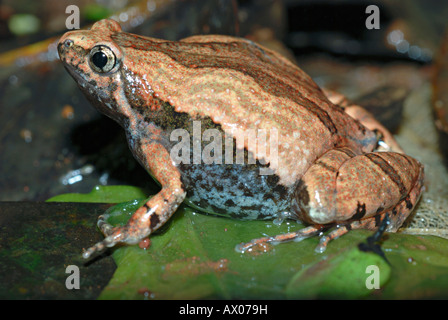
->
[82,218,110,259]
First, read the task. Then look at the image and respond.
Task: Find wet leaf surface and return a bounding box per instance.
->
[46,185,148,203]
[68,186,448,300]
[3,185,448,299]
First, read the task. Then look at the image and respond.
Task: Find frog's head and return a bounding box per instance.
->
[58,19,127,122]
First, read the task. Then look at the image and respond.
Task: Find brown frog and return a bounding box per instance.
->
[57,19,424,259]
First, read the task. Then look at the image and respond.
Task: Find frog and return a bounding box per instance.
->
[57,19,424,259]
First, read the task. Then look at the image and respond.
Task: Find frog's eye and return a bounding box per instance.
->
[89,45,118,73]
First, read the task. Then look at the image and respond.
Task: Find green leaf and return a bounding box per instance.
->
[46,185,147,203]
[285,247,391,299]
[94,199,392,300]
[378,234,448,299]
[83,4,112,21]
[49,185,448,299]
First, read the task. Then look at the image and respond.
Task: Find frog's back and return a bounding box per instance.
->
[113,31,377,187]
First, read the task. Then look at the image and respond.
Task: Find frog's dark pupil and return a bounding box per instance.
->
[92,51,108,69]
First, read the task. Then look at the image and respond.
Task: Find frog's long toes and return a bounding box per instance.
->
[82,240,107,259]
[236,227,324,254]
[82,233,122,259]
[314,236,329,253]
[235,236,274,253]
[97,215,115,236]
[234,242,252,253]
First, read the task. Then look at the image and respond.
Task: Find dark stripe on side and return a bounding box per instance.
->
[113,33,339,135]
[396,152,416,169]
[315,160,339,173]
[365,153,407,200]
[405,196,413,210]
[337,148,357,158]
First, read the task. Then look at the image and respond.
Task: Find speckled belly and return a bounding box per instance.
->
[179,162,293,220]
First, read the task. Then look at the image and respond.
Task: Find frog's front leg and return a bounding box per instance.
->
[82,139,186,259]
[237,147,424,253]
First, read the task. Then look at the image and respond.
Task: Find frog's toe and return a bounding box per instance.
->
[235,225,323,253]
[82,240,107,259]
[82,228,128,259]
[97,214,116,236]
[82,236,115,259]
[82,225,150,259]
[235,235,275,253]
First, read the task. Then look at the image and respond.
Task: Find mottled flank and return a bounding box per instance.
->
[180,163,291,220]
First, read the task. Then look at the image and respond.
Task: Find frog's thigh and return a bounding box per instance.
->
[293,148,424,229]
[323,89,403,153]
[237,149,423,254]
[345,105,403,153]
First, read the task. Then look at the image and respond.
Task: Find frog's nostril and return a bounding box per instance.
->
[64,39,74,48]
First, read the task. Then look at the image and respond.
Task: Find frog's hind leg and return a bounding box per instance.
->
[236,147,424,253]
[296,147,423,252]
[313,212,388,253]
[324,88,403,153]
[344,104,404,153]
[235,212,389,254]
[314,177,422,253]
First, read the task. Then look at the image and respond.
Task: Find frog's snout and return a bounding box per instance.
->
[57,34,90,70]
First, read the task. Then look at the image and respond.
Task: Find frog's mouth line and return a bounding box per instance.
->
[62,60,121,121]
[63,63,108,107]
[62,63,89,87]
